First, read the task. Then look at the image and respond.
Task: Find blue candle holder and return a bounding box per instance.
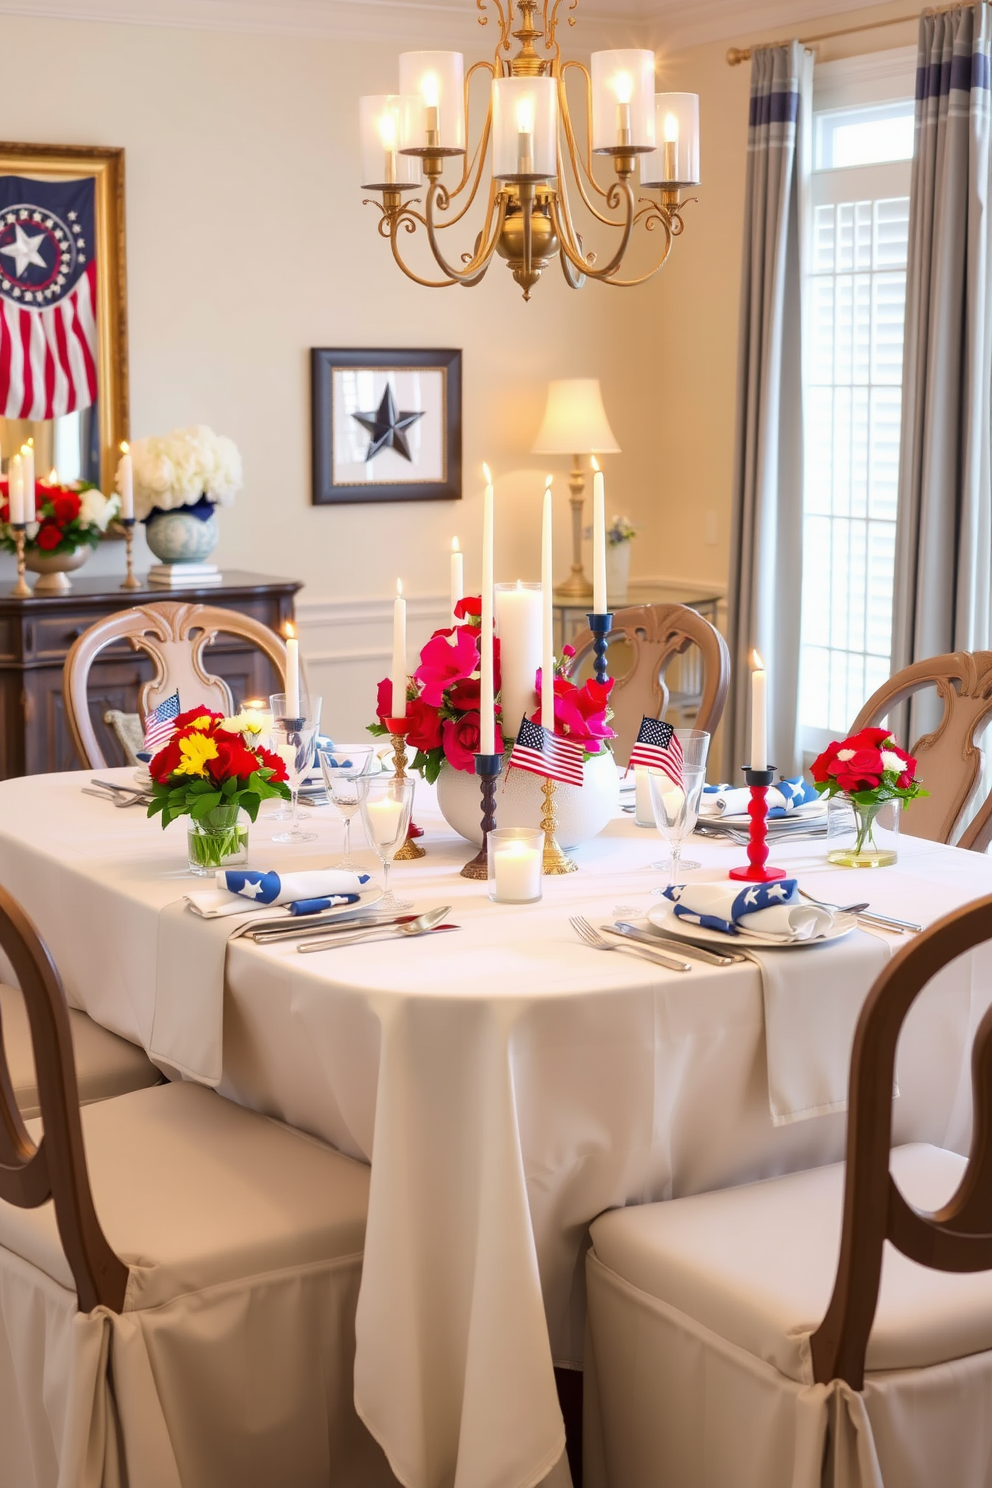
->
[461,752,503,880]
[586,612,614,686]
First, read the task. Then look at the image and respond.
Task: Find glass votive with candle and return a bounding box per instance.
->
[590,49,656,156]
[492,76,558,182]
[359,95,421,192]
[641,92,701,188]
[398,51,466,157]
[488,827,545,904]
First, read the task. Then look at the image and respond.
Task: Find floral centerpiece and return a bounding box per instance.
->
[121,425,242,567]
[0,476,119,590]
[146,705,290,873]
[810,726,927,867]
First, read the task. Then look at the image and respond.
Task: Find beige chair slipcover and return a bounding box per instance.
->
[1,983,161,1117]
[0,1079,397,1488]
[585,1143,992,1488]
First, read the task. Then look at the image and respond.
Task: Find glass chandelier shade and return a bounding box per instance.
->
[492,77,558,182]
[641,93,701,187]
[590,50,656,154]
[359,96,422,191]
[398,51,466,156]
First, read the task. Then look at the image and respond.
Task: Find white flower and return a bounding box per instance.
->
[126,425,243,520]
[836,748,855,761]
[880,749,905,774]
[221,711,266,737]
[78,486,120,532]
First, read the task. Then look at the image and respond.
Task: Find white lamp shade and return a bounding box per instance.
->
[360,96,421,190]
[532,379,621,455]
[590,49,656,154]
[398,51,466,155]
[641,93,701,187]
[492,76,558,181]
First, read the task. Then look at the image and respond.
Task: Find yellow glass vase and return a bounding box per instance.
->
[827,798,898,869]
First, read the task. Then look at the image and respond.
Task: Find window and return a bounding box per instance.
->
[798,56,916,755]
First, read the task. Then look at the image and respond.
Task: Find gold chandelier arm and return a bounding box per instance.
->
[595,212,675,286]
[445,61,496,209]
[477,0,513,53]
[425,180,506,282]
[545,0,578,62]
[548,177,637,281]
[558,61,611,213]
[377,206,460,287]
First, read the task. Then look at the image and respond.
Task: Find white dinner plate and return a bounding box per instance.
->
[698,801,827,830]
[647,900,856,950]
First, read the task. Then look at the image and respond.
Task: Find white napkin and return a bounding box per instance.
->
[700,777,820,818]
[185,868,368,918]
[664,879,834,942]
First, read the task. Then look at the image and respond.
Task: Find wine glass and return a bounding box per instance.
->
[651,729,711,871]
[358,775,415,912]
[268,693,322,820]
[319,744,375,869]
[648,764,706,887]
[270,693,321,845]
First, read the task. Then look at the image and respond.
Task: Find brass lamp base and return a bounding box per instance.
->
[541,776,577,875]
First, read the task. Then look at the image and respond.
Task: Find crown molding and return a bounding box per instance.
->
[647,0,908,57]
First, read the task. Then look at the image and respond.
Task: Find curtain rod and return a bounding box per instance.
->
[725,1,974,66]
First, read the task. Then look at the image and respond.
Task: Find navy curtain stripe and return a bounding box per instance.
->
[748,88,800,129]
[916,50,991,101]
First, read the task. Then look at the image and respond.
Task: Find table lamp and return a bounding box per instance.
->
[531,378,620,600]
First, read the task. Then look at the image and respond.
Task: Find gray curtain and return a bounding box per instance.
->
[724,42,812,780]
[892,2,992,724]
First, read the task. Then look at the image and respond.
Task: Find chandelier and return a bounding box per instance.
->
[358,0,700,300]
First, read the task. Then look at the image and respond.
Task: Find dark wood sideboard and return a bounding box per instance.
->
[0,571,301,778]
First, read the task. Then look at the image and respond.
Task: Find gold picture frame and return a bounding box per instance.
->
[0,141,127,497]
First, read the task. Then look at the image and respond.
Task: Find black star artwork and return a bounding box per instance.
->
[352,383,425,463]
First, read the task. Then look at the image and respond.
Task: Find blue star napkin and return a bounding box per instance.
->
[663,879,834,940]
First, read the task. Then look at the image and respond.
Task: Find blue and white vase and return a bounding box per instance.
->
[145,494,218,565]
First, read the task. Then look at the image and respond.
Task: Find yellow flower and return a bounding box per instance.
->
[173,732,220,777]
[187,714,216,732]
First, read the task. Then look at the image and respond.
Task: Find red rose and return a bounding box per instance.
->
[453,595,482,623]
[173,706,224,731]
[255,744,289,783]
[406,697,443,753]
[442,711,481,772]
[36,523,63,551]
[149,735,182,782]
[52,493,80,524]
[448,676,481,712]
[846,727,892,749]
[207,733,262,784]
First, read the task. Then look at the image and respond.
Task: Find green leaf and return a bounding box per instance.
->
[190,792,223,820]
[222,775,238,796]
[240,796,261,822]
[367,721,387,738]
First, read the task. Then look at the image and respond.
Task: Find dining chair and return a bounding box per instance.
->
[63,600,290,769]
[583,894,992,1488]
[567,603,730,767]
[0,885,397,1488]
[850,650,992,851]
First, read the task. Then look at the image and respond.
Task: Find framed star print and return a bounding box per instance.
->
[0,143,128,497]
[311,347,462,505]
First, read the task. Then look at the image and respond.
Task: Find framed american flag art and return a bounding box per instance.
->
[311,347,462,505]
[0,142,128,497]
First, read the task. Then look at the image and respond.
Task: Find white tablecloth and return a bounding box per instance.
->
[1,770,991,1488]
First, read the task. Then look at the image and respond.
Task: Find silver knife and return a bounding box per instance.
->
[857,910,920,933]
[247,913,409,944]
[611,922,746,966]
[297,924,459,953]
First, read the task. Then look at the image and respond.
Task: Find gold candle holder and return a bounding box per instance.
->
[121,517,141,590]
[540,776,577,874]
[385,717,426,860]
[10,525,30,598]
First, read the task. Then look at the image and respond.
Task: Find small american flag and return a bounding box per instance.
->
[508,716,585,788]
[628,717,683,787]
[142,690,180,755]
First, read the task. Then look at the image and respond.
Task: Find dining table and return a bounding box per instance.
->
[1,767,991,1488]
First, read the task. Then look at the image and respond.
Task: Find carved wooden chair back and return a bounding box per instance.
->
[850,651,992,851]
[64,601,289,769]
[0,886,128,1312]
[811,893,992,1389]
[567,604,730,768]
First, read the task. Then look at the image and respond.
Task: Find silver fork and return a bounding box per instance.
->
[569,916,691,973]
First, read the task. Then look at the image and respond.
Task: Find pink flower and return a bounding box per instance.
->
[414,628,480,707]
[534,673,615,750]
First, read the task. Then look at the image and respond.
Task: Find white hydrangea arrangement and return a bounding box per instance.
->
[123,425,243,521]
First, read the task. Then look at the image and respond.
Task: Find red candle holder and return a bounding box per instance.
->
[728,766,787,883]
[384,716,426,860]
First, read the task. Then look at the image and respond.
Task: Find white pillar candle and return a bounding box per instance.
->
[750,650,767,771]
[450,535,464,623]
[118,442,134,521]
[493,837,542,902]
[480,469,495,754]
[591,456,607,613]
[391,579,408,719]
[8,453,23,526]
[20,443,34,519]
[495,581,543,739]
[365,794,404,847]
[285,622,301,718]
[541,476,555,732]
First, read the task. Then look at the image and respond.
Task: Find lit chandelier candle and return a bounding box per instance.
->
[391,579,408,719]
[591,49,655,156]
[8,452,23,526]
[20,441,34,519]
[398,51,466,156]
[517,95,534,176]
[663,113,678,182]
[380,110,398,184]
[450,535,464,621]
[750,649,767,772]
[642,93,701,189]
[117,441,134,521]
[591,455,607,613]
[614,72,633,147]
[541,475,555,730]
[480,466,495,754]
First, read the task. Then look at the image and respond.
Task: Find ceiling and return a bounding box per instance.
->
[0,0,904,54]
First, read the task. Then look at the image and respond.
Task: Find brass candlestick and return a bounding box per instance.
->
[540,775,577,874]
[120,517,141,590]
[10,525,30,598]
[385,717,426,860]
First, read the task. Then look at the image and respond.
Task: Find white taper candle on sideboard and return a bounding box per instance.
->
[285,622,301,717]
[480,466,495,754]
[8,453,24,526]
[450,536,464,622]
[541,475,555,731]
[391,579,408,718]
[117,442,134,521]
[750,649,767,771]
[591,455,607,613]
[20,442,34,519]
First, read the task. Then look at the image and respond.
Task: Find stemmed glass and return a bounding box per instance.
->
[319,744,375,869]
[270,693,321,845]
[651,729,711,871]
[268,693,322,821]
[648,763,707,887]
[358,775,415,912]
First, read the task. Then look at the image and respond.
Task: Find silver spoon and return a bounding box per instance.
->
[297,904,451,953]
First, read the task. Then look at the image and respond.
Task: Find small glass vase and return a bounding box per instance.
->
[187,805,249,875]
[826,796,899,869]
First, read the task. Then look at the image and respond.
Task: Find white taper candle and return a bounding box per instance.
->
[480,470,495,754]
[118,442,134,521]
[8,453,23,526]
[20,444,34,520]
[391,579,408,718]
[285,622,301,717]
[450,535,464,623]
[750,650,767,771]
[591,457,607,613]
[541,476,555,732]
